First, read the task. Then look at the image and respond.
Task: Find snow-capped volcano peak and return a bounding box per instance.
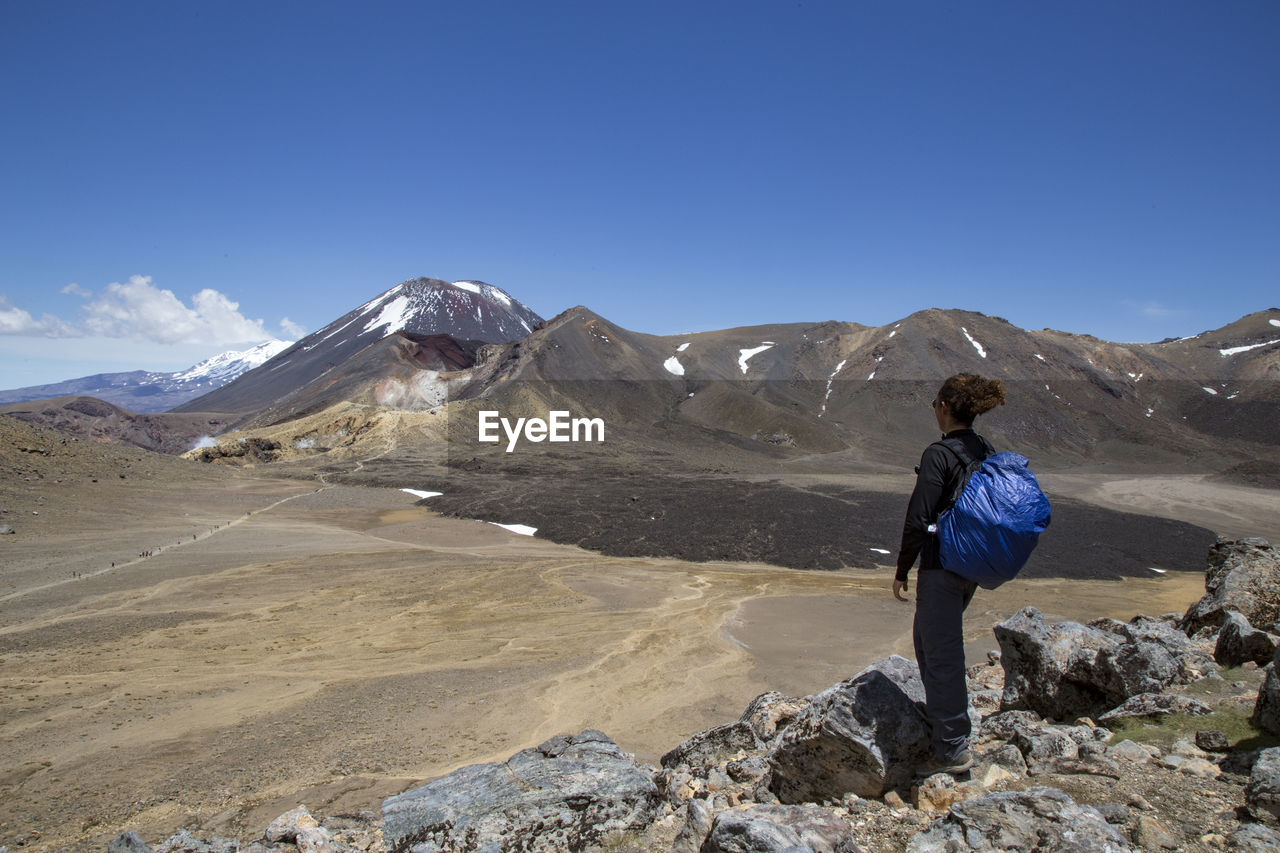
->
[344,277,541,341]
[172,276,544,415]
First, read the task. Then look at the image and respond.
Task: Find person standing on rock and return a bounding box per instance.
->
[893,372,1006,774]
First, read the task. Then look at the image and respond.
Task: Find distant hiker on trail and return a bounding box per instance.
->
[893,372,1006,775]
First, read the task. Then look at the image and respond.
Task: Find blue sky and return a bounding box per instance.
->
[2,1,1277,388]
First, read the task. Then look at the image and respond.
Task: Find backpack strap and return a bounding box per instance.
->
[930,436,992,516]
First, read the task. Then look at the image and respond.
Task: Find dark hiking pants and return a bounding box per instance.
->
[913,568,979,760]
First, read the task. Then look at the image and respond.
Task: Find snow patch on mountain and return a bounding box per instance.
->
[677,342,690,352]
[1220,339,1280,357]
[738,343,775,374]
[663,356,685,376]
[962,327,987,358]
[363,295,413,336]
[819,359,846,417]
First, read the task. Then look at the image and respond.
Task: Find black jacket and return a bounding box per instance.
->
[895,428,995,582]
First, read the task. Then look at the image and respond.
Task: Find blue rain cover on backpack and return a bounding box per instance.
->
[935,445,1052,590]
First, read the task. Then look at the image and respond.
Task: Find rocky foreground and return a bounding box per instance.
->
[84,538,1280,852]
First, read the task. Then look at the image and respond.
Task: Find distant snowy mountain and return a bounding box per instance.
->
[173,277,543,415]
[0,340,294,413]
[172,341,293,384]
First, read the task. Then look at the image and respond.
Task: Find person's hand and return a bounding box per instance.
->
[893,579,909,602]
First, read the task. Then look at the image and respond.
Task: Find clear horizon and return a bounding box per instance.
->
[2,1,1277,387]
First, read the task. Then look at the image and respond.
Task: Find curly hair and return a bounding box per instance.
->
[936,373,1006,425]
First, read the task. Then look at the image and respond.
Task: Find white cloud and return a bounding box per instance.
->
[0,296,76,337]
[0,296,37,334]
[3,276,294,348]
[80,275,272,345]
[280,317,306,339]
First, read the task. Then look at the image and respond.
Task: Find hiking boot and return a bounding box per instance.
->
[919,747,974,777]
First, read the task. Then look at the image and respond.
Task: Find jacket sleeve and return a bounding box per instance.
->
[896,444,951,582]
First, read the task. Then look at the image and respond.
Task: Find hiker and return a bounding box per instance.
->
[893,372,1006,774]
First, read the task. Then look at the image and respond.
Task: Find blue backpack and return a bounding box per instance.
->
[933,438,1052,589]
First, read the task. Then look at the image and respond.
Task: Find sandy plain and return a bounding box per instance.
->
[2,454,1277,851]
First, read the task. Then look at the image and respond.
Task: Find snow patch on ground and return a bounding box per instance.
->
[869,548,891,555]
[1271,318,1280,327]
[663,356,685,376]
[961,327,987,358]
[488,522,537,536]
[1203,387,1219,395]
[738,343,775,373]
[677,342,691,352]
[867,371,876,381]
[888,331,896,339]
[1148,567,1167,574]
[1034,354,1046,361]
[1146,407,1155,418]
[1220,339,1280,357]
[401,488,443,500]
[453,281,481,295]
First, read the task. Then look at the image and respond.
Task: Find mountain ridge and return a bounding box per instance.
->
[0,341,292,412]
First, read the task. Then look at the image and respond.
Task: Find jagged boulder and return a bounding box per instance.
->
[108,831,153,853]
[1010,727,1078,773]
[1253,647,1280,735]
[661,721,762,772]
[767,656,967,802]
[1246,747,1280,822]
[1229,822,1280,851]
[994,608,1119,719]
[1182,538,1280,635]
[380,730,658,853]
[1216,610,1279,667]
[1091,614,1217,682]
[739,691,808,742]
[995,607,1209,720]
[153,831,240,853]
[905,787,1135,852]
[978,709,1043,742]
[1098,693,1212,723]
[701,804,863,853]
[264,806,320,843]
